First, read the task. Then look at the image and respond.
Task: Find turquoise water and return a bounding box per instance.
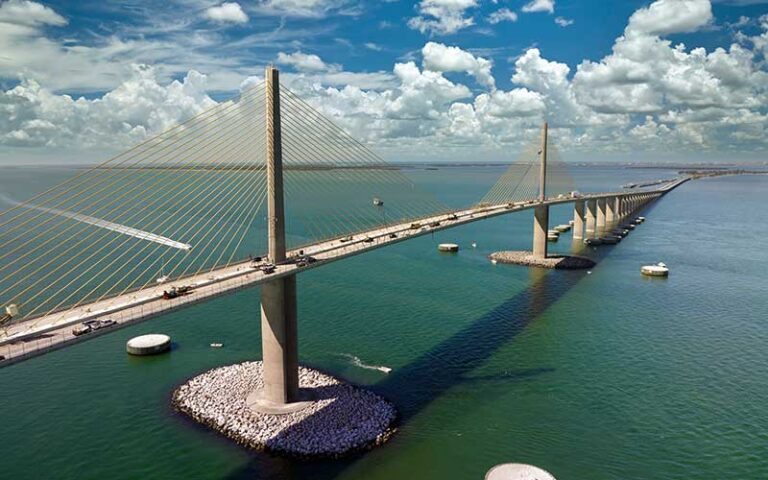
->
[1,166,767,479]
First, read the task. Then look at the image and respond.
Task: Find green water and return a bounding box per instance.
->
[1,166,767,479]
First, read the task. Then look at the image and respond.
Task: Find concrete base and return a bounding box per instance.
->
[173,361,398,459]
[489,251,595,270]
[246,388,315,415]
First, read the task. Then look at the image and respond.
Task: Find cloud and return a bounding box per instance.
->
[257,0,356,18]
[555,17,574,27]
[487,8,518,24]
[0,65,216,151]
[277,51,337,72]
[422,42,495,89]
[521,0,555,14]
[626,0,712,37]
[408,0,479,35]
[364,42,383,51]
[0,0,67,27]
[203,2,249,24]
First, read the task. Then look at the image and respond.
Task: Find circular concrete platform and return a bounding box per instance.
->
[126,334,171,355]
[486,463,557,480]
[438,243,459,252]
[173,361,397,458]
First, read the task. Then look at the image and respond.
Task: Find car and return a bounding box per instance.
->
[72,324,93,336]
[389,233,398,239]
[295,256,316,267]
[260,263,276,274]
[409,223,421,230]
[339,236,353,243]
[363,237,374,243]
[429,221,441,227]
[447,214,458,220]
[95,319,117,329]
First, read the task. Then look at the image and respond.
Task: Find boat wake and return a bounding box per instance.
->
[0,194,191,250]
[338,353,392,374]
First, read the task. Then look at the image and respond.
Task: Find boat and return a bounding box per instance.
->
[568,220,575,226]
[471,242,477,248]
[554,224,571,233]
[637,216,646,222]
[373,197,384,207]
[584,238,602,246]
[641,262,669,277]
[547,233,559,242]
[210,343,223,348]
[547,229,560,236]
[600,236,620,245]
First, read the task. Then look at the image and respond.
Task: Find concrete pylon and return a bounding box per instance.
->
[532,122,549,259]
[259,66,300,409]
[585,198,597,238]
[572,200,585,239]
[596,198,607,233]
[606,197,617,225]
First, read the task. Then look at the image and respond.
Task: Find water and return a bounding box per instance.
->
[1,166,767,479]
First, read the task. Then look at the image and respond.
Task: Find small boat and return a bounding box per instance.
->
[600,236,619,245]
[584,238,602,246]
[568,220,575,226]
[547,229,560,236]
[641,262,669,277]
[554,224,571,233]
[547,233,559,242]
[491,259,498,264]
[210,343,223,348]
[373,197,384,207]
[636,216,646,222]
[471,242,477,248]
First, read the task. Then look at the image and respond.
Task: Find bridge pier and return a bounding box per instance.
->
[254,66,304,412]
[585,198,597,238]
[596,198,607,234]
[532,122,549,259]
[572,200,585,239]
[606,197,617,226]
[532,205,549,259]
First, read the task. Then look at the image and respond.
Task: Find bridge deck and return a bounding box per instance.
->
[0,180,685,365]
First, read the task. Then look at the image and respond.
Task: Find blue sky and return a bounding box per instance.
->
[0,0,767,164]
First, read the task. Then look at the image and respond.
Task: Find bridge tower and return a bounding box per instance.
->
[256,66,302,411]
[532,122,549,259]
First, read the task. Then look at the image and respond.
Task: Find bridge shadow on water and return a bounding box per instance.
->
[223,235,627,480]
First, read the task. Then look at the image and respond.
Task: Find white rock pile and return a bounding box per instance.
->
[172,361,397,458]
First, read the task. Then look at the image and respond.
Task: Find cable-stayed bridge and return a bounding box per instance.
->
[0,68,686,402]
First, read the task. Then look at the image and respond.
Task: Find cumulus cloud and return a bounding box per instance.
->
[625,0,712,37]
[0,0,67,27]
[555,17,574,27]
[488,8,518,24]
[203,2,249,24]
[0,66,216,150]
[421,42,495,89]
[408,0,479,35]
[277,51,337,72]
[522,0,555,14]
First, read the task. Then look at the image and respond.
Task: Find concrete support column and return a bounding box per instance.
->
[260,275,298,404]
[572,200,585,239]
[596,198,607,233]
[259,66,300,408]
[532,122,548,259]
[532,205,549,259]
[606,197,617,225]
[585,198,597,238]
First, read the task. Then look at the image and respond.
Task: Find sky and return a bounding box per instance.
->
[0,0,767,165]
